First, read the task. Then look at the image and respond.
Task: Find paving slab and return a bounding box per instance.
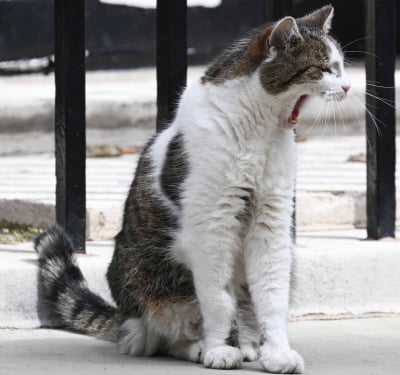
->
[1,317,399,375]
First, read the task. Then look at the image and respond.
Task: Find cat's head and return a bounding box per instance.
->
[257,5,350,126]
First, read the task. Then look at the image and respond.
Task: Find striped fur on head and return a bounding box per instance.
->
[201,5,338,96]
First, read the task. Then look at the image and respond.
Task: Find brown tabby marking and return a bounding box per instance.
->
[260,25,330,95]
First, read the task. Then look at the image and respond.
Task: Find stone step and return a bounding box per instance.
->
[1,229,399,329]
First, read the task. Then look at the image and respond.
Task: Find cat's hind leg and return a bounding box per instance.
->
[118,317,162,356]
[145,299,203,343]
[119,300,203,358]
[167,340,203,363]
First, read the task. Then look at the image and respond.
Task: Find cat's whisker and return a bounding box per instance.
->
[365,79,398,94]
[344,56,360,61]
[313,99,328,135]
[366,79,384,85]
[319,99,330,134]
[344,92,375,147]
[334,89,376,148]
[349,92,384,136]
[332,98,338,136]
[301,99,325,137]
[342,36,369,50]
[333,98,339,136]
[334,99,347,134]
[344,56,361,66]
[344,50,379,59]
[314,99,328,134]
[364,92,396,109]
[313,99,326,136]
[366,82,397,89]
[329,97,336,136]
[322,95,332,137]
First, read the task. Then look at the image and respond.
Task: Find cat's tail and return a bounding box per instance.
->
[34,225,125,343]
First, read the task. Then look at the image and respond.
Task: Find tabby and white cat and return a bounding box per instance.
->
[36,5,350,373]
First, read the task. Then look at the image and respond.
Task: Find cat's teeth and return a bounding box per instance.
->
[288,119,297,125]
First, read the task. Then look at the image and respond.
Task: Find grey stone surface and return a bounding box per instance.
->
[0,126,155,156]
[1,317,399,374]
[0,240,114,328]
[1,230,400,329]
[0,67,203,134]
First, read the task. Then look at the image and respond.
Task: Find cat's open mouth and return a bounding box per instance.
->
[288,95,309,126]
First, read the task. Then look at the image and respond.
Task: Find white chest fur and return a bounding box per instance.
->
[176,75,297,201]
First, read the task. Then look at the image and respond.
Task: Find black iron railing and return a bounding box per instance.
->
[365,0,397,239]
[54,0,86,252]
[53,0,397,252]
[156,0,187,132]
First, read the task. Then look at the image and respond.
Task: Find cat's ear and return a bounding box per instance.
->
[298,5,334,33]
[268,17,303,49]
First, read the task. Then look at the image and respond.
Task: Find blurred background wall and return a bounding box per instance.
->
[0,0,399,73]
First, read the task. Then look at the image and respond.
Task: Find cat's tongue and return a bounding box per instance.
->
[288,95,308,127]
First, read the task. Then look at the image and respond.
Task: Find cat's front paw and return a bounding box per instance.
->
[260,346,304,374]
[240,344,259,362]
[203,346,243,369]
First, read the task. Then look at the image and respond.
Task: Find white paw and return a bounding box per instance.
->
[185,341,203,363]
[260,347,304,374]
[240,344,259,362]
[203,346,243,369]
[168,340,203,363]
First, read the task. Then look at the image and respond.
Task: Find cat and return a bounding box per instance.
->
[35,5,350,373]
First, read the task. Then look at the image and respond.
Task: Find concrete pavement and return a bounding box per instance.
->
[1,317,399,374]
[2,229,400,329]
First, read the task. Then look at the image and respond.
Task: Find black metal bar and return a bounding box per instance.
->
[265,0,294,22]
[365,0,396,239]
[156,0,187,132]
[273,0,294,19]
[54,0,86,252]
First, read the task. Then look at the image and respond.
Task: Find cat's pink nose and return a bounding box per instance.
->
[342,86,350,93]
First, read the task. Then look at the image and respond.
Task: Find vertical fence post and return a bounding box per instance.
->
[54,0,86,252]
[156,0,187,132]
[265,0,294,21]
[365,0,396,239]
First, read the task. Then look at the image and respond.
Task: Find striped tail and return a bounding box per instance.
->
[34,225,122,342]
